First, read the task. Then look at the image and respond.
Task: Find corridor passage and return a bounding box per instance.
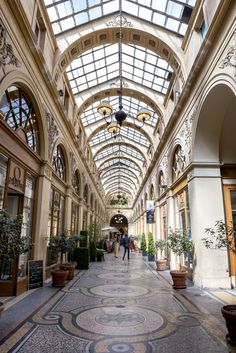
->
[0,251,234,353]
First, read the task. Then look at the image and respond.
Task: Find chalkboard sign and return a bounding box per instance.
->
[28,260,43,290]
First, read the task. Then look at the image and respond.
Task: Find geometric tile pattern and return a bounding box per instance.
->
[0,251,231,353]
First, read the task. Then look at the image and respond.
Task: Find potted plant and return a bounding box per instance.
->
[48,231,79,285]
[88,222,101,261]
[155,239,167,271]
[148,232,156,261]
[202,220,236,345]
[167,228,193,289]
[141,233,147,256]
[0,209,32,297]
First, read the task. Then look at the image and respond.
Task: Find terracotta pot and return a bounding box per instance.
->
[156,259,167,271]
[170,270,187,289]
[60,263,76,280]
[51,269,69,287]
[221,305,236,345]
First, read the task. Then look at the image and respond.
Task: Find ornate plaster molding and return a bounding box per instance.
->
[46,111,59,160]
[106,14,133,28]
[179,107,196,163]
[0,22,21,68]
[219,28,236,76]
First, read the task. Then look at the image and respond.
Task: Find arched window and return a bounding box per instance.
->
[172,145,185,182]
[53,145,66,181]
[73,170,81,195]
[84,184,88,203]
[0,85,39,153]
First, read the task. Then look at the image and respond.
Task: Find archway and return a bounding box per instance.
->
[110,214,128,234]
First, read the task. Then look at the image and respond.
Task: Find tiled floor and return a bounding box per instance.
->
[0,251,236,352]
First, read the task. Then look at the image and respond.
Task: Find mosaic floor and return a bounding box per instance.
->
[0,251,235,353]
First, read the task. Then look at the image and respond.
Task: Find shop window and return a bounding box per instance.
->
[174,187,192,268]
[47,188,65,238]
[18,173,35,278]
[0,154,8,209]
[84,184,88,203]
[52,145,66,181]
[71,202,79,235]
[0,86,39,153]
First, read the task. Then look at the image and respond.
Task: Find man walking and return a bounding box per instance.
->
[122,233,130,260]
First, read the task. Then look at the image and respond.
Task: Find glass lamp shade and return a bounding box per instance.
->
[97,101,113,116]
[136,109,152,122]
[107,122,121,134]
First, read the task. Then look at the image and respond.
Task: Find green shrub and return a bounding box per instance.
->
[148,232,156,257]
[72,247,89,269]
[141,233,147,252]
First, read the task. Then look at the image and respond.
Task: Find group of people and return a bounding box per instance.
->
[114,233,134,260]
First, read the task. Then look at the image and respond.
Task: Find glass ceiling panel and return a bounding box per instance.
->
[101,167,138,180]
[67,43,173,95]
[89,126,150,148]
[95,145,144,162]
[81,96,158,129]
[99,158,140,172]
[45,0,196,41]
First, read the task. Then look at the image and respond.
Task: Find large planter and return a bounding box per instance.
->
[156,259,167,271]
[51,269,69,287]
[148,254,155,262]
[60,263,76,280]
[221,305,236,345]
[170,270,188,289]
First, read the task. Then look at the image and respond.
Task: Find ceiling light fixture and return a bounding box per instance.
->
[97,0,152,135]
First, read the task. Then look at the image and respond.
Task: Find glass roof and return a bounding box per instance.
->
[81,96,158,129]
[95,145,145,162]
[45,0,196,43]
[44,0,196,205]
[67,43,173,95]
[89,127,150,148]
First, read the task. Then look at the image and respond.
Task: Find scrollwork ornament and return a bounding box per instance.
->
[0,22,21,69]
[46,112,59,160]
[160,155,168,185]
[106,14,133,27]
[219,28,236,76]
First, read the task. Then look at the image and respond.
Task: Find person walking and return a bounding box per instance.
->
[114,233,120,258]
[122,233,130,260]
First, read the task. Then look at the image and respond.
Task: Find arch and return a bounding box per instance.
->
[54,27,182,81]
[110,213,128,230]
[192,80,236,163]
[101,166,139,180]
[0,71,48,160]
[78,87,163,121]
[52,142,69,183]
[88,120,153,146]
[98,156,142,174]
[94,141,146,163]
[72,169,81,196]
[103,175,136,188]
[104,181,135,194]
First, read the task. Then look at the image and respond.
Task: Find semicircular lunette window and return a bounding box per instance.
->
[0,86,39,153]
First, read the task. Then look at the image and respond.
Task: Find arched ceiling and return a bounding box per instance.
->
[44,0,196,207]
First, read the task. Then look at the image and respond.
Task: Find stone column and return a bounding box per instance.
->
[188,167,230,288]
[166,190,176,270]
[33,162,52,272]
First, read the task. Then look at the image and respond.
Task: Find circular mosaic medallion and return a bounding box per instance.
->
[76,306,164,336]
[89,284,148,297]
